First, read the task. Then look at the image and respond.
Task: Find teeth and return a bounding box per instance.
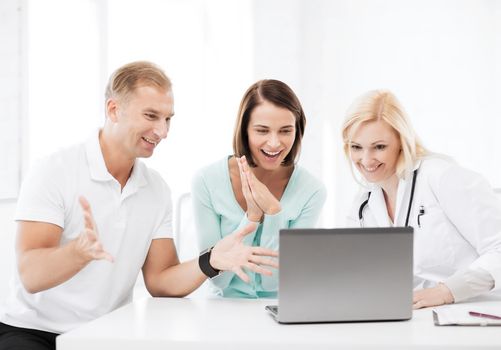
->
[262,150,280,156]
[142,137,157,145]
[362,164,380,172]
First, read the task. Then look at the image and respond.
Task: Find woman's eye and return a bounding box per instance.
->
[281,129,293,134]
[256,129,267,134]
[350,144,362,151]
[375,145,387,150]
[145,113,155,119]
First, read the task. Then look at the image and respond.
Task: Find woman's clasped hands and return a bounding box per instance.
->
[236,156,281,223]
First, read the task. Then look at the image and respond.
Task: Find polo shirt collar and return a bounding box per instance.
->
[85,130,113,182]
[84,130,148,190]
[126,159,148,191]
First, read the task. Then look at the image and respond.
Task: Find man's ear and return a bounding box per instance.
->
[106,98,119,122]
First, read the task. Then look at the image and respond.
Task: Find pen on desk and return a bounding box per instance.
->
[468,311,501,320]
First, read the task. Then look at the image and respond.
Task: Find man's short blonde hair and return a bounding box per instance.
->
[105,61,172,102]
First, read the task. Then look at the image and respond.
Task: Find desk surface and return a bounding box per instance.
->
[57,297,501,350]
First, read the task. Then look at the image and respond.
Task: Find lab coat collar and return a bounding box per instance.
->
[393,178,409,226]
[367,187,392,227]
[394,160,423,226]
[412,160,422,173]
[366,160,422,227]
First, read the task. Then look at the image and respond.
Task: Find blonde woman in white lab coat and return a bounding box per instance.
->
[342,90,501,309]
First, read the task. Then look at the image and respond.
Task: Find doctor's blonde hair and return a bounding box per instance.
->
[341,90,427,180]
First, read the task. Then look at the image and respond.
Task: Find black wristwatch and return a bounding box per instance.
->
[198,246,220,278]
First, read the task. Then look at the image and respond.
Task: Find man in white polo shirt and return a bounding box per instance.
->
[0,61,278,350]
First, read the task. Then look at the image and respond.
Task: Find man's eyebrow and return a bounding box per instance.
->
[143,108,175,117]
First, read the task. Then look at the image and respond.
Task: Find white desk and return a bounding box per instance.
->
[57,297,501,350]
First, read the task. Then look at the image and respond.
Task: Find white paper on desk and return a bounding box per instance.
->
[433,302,501,326]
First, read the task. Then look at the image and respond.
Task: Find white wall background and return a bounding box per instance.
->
[252,0,501,225]
[1,0,501,300]
[0,0,25,305]
[0,0,22,200]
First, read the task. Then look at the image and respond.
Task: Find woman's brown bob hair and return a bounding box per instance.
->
[232,79,306,167]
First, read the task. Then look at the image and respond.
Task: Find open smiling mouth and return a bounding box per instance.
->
[142,136,158,146]
[361,164,382,173]
[261,149,282,159]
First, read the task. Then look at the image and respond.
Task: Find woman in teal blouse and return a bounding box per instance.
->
[191,79,326,298]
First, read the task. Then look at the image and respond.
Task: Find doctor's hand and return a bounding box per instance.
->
[210,222,279,283]
[236,156,264,222]
[412,283,454,309]
[238,156,281,216]
[75,196,114,264]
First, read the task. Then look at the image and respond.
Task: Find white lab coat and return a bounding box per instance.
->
[347,155,501,296]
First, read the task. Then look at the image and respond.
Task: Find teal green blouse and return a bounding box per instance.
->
[191,157,326,298]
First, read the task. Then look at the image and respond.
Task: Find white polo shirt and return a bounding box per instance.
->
[0,131,173,333]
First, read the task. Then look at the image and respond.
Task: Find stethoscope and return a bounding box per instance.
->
[358,169,423,227]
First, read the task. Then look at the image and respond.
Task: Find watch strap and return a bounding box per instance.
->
[198,247,220,278]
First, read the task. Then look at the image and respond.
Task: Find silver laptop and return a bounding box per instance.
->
[266,227,413,323]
